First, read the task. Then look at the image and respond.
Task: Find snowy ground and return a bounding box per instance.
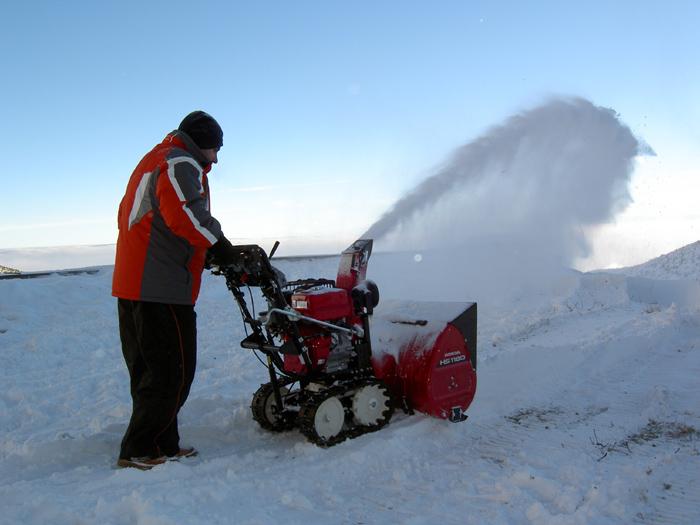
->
[1,244,699,525]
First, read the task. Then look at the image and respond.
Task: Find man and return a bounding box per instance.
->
[112,111,238,470]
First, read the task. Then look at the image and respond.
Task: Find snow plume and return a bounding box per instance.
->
[364,97,642,303]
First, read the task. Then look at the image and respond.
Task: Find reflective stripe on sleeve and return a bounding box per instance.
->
[128,170,154,229]
[166,157,218,244]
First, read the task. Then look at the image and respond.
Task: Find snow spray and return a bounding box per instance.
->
[364,97,642,304]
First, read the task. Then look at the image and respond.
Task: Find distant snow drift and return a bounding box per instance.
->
[363,97,641,303]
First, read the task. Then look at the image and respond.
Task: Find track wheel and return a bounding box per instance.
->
[299,391,346,446]
[251,382,294,431]
[351,381,394,427]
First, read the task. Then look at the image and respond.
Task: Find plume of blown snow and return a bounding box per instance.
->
[364,97,642,304]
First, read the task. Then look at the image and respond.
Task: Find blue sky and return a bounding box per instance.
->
[1,1,698,265]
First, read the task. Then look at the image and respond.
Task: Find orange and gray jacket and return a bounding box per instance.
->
[112,131,222,305]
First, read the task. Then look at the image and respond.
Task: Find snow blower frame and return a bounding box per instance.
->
[213,239,477,447]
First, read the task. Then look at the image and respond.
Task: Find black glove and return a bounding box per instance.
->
[207,234,240,268]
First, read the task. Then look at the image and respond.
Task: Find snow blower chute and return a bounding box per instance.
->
[213,239,477,446]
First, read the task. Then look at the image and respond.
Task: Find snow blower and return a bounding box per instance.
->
[213,239,477,446]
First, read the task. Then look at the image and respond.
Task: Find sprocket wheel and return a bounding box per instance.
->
[351,381,393,427]
[251,382,295,431]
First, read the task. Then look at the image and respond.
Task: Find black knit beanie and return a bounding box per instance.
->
[178,111,224,149]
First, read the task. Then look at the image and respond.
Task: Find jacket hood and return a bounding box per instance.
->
[166,130,213,171]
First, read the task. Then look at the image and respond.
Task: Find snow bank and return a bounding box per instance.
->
[626,276,700,310]
[614,240,700,281]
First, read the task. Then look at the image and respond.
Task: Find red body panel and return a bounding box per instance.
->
[401,324,476,419]
[371,302,478,420]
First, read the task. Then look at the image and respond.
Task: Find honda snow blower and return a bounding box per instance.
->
[213,239,477,446]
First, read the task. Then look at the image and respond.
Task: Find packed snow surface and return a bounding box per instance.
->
[1,245,700,525]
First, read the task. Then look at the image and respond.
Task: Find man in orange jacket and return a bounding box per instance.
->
[112,111,238,470]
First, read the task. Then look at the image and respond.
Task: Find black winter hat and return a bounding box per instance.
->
[178,111,224,149]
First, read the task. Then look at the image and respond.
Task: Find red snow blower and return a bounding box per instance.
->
[213,239,477,446]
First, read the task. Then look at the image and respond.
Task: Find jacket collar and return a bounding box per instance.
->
[165,130,212,171]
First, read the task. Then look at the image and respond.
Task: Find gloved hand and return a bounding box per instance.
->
[207,234,241,268]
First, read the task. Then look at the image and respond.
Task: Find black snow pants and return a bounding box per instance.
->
[117,299,197,459]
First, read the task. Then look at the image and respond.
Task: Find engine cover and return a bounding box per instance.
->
[290,287,352,321]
